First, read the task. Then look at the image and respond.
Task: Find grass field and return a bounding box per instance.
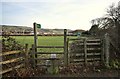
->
[12,36,77,52]
[13,36,77,46]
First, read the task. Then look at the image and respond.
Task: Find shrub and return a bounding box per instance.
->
[2,35,24,52]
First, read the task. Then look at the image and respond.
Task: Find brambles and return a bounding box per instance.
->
[59,64,94,76]
[3,67,47,77]
[15,67,46,77]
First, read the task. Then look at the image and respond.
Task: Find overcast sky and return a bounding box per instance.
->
[1,0,119,30]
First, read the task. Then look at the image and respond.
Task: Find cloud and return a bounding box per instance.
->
[1,0,79,2]
[0,2,2,24]
[35,2,106,30]
[1,0,120,30]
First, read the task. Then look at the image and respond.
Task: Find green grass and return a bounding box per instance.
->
[13,36,64,46]
[12,36,77,52]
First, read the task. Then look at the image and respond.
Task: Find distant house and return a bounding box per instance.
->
[30,31,39,35]
[68,29,85,36]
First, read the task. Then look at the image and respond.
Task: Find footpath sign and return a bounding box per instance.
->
[37,24,41,28]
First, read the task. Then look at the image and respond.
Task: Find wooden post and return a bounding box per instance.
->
[25,44,29,67]
[33,22,37,66]
[67,38,69,65]
[84,38,87,66]
[101,38,105,65]
[29,47,32,66]
[51,60,55,74]
[64,29,67,65]
[31,44,35,68]
[104,33,110,67]
[33,22,37,54]
[33,22,37,50]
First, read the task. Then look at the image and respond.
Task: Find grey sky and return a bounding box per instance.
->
[1,0,119,30]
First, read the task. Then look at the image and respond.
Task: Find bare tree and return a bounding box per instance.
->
[106,2,120,51]
[90,1,120,57]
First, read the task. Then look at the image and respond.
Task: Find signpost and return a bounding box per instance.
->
[37,24,41,28]
[33,22,41,67]
[33,22,41,48]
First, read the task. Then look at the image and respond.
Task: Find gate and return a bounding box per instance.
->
[30,28,68,68]
[67,34,110,66]
[30,22,110,68]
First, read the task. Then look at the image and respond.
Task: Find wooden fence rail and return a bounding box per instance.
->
[0,44,29,75]
[68,37,103,65]
[37,46,64,48]
[68,34,110,66]
[30,45,65,68]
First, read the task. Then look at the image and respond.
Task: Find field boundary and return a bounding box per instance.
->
[68,34,110,66]
[1,44,29,75]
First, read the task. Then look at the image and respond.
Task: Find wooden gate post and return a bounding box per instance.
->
[84,38,87,66]
[33,22,37,52]
[104,33,110,67]
[31,44,36,68]
[33,22,38,67]
[64,29,68,65]
[101,38,105,65]
[67,38,69,65]
[25,44,29,67]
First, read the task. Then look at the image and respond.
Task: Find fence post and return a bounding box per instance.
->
[84,38,87,66]
[101,38,105,65]
[31,44,36,68]
[104,33,110,67]
[25,44,29,67]
[64,29,68,65]
[33,22,37,52]
[67,38,69,65]
[33,22,38,66]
